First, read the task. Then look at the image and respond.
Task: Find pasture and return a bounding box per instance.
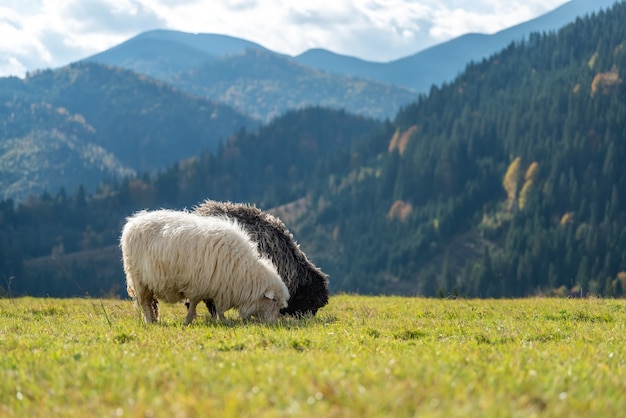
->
[1,295,625,417]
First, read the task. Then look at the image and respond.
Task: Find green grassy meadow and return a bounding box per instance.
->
[1,295,625,417]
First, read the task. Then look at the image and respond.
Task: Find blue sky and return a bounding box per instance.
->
[0,0,575,77]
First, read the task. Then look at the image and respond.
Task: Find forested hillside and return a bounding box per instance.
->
[304,2,626,297]
[0,63,257,200]
[0,108,382,297]
[0,99,135,201]
[1,3,625,298]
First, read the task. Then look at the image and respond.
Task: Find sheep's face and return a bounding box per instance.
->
[280,274,329,317]
[240,286,289,322]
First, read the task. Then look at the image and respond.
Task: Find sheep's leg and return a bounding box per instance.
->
[184,299,216,318]
[151,299,159,322]
[184,299,199,325]
[217,310,226,321]
[204,299,218,318]
[137,286,157,323]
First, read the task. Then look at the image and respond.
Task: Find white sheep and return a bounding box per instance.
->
[120,209,289,325]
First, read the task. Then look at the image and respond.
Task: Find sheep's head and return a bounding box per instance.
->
[280,271,329,317]
[240,282,289,322]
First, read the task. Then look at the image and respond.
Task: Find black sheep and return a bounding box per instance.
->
[191,199,329,317]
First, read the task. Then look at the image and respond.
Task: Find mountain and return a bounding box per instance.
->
[0,100,134,202]
[84,30,270,80]
[87,29,270,65]
[1,1,625,299]
[82,0,619,116]
[294,0,620,92]
[165,49,416,121]
[0,62,258,201]
[84,36,416,121]
[300,0,626,296]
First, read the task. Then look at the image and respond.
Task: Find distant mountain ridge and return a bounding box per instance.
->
[85,30,271,80]
[121,30,270,57]
[84,0,619,99]
[84,32,416,121]
[294,0,620,91]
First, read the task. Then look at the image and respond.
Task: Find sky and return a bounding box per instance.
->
[0,0,572,78]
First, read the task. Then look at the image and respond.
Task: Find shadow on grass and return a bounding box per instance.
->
[194,312,338,330]
[118,298,337,329]
[124,312,337,331]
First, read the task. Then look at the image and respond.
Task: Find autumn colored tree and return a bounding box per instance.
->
[503,157,522,211]
[518,162,539,210]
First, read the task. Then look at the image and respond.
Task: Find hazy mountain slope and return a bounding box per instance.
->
[84,37,216,79]
[3,62,258,171]
[84,29,270,79]
[0,62,258,200]
[0,101,134,201]
[167,49,417,121]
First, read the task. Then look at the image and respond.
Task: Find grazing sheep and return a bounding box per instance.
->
[193,199,329,317]
[120,209,289,325]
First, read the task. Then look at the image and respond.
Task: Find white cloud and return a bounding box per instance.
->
[427,1,565,41]
[0,0,574,77]
[0,56,27,78]
[0,5,55,69]
[60,0,165,32]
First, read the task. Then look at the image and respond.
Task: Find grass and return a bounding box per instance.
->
[1,295,625,417]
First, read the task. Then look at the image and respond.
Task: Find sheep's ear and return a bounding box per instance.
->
[264,290,275,300]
